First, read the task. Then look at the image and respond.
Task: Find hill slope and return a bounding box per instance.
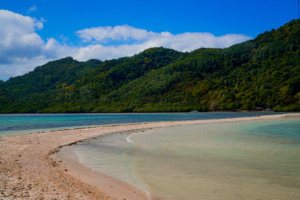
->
[0,20,299,113]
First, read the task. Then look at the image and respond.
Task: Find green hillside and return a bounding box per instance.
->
[0,19,299,113]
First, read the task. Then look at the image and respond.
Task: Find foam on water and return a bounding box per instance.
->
[126,136,133,143]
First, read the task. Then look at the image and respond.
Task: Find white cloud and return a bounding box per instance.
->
[73,25,251,61]
[27,6,37,13]
[0,10,74,79]
[0,10,252,80]
[76,25,251,50]
[77,25,156,43]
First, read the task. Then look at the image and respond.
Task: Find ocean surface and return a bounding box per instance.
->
[0,112,279,136]
[66,115,300,200]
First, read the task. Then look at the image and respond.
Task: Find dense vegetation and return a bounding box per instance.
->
[0,19,299,113]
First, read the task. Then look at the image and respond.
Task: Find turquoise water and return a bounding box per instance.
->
[68,116,300,200]
[0,112,279,136]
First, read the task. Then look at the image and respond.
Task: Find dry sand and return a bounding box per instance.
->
[0,113,298,200]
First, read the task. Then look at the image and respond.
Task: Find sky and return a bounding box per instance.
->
[0,0,298,80]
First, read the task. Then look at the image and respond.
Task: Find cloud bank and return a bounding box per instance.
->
[0,10,252,80]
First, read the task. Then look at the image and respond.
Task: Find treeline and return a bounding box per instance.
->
[0,19,299,113]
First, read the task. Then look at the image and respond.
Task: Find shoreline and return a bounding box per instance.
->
[0,113,299,199]
[0,111,282,137]
[53,147,156,200]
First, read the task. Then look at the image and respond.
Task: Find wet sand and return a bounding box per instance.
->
[0,113,299,200]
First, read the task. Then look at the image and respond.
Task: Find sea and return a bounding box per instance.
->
[59,113,299,200]
[0,112,280,136]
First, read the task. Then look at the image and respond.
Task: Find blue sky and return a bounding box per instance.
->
[0,0,298,79]
[2,0,297,39]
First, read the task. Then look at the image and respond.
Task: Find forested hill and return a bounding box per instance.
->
[0,19,299,113]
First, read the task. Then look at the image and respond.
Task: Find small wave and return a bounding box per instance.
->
[146,190,151,200]
[126,136,133,143]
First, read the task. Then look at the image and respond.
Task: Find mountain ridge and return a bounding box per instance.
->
[0,19,299,113]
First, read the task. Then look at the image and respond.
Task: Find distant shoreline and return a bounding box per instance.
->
[0,112,282,137]
[0,110,281,114]
[0,113,299,199]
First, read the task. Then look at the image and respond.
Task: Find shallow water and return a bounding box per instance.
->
[0,112,278,135]
[69,116,300,200]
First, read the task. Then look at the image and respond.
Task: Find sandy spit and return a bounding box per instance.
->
[0,113,299,200]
